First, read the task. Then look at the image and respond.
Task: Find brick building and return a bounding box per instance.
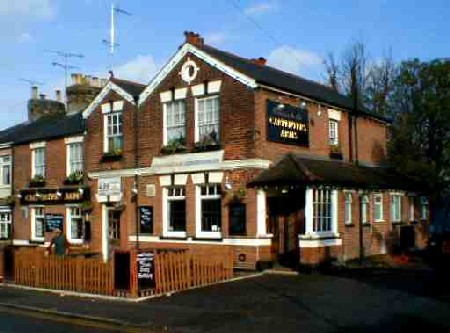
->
[81,32,429,269]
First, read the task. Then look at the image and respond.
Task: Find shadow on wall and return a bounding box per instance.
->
[371,141,388,165]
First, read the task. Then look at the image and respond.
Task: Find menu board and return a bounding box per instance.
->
[45,214,64,232]
[137,252,155,289]
[139,206,153,234]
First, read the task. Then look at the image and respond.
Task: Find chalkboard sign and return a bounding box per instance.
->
[45,214,64,232]
[137,252,155,290]
[139,206,153,234]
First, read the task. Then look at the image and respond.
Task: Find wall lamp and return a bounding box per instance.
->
[224,176,233,190]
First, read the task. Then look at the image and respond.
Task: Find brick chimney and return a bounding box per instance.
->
[184,31,204,47]
[250,57,267,66]
[31,86,38,99]
[39,94,46,100]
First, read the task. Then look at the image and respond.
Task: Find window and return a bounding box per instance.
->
[0,211,11,239]
[32,207,45,240]
[0,155,11,185]
[409,196,415,221]
[391,195,402,222]
[68,143,83,174]
[362,195,369,224]
[108,210,120,240]
[229,203,246,236]
[167,187,186,233]
[67,207,83,241]
[199,184,222,233]
[196,96,220,142]
[374,194,384,221]
[105,111,123,153]
[344,193,352,224]
[33,147,45,177]
[329,120,339,145]
[164,100,186,144]
[313,189,333,233]
[421,197,429,220]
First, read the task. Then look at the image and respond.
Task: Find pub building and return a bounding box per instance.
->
[82,31,429,269]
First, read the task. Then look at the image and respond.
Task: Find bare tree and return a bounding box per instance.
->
[323,52,340,92]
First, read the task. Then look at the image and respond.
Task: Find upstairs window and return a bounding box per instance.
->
[0,155,11,185]
[164,100,186,145]
[196,96,220,143]
[105,111,123,153]
[33,147,45,177]
[328,119,339,146]
[68,143,83,174]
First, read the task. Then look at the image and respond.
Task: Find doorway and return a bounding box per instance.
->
[267,188,305,268]
[102,206,121,262]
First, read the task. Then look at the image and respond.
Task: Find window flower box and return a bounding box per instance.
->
[101,149,123,162]
[329,144,343,160]
[194,130,221,152]
[64,170,84,185]
[29,175,45,187]
[160,137,188,155]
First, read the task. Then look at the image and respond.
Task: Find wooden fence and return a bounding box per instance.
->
[13,246,234,297]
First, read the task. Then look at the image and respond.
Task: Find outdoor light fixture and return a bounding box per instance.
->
[36,192,42,198]
[16,194,22,199]
[300,101,306,109]
[78,188,84,195]
[224,176,233,190]
[56,190,62,197]
[275,103,285,111]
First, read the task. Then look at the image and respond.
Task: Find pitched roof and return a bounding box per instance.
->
[0,112,84,145]
[198,44,388,123]
[248,153,423,191]
[110,78,146,97]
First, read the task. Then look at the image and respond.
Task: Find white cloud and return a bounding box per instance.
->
[244,2,276,16]
[205,32,227,45]
[113,55,159,84]
[0,0,55,19]
[267,46,323,77]
[18,32,33,43]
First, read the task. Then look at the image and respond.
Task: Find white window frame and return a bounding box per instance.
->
[103,103,124,154]
[304,188,338,238]
[421,197,429,220]
[31,206,45,241]
[344,192,353,225]
[163,100,187,145]
[362,195,370,224]
[31,146,45,178]
[195,95,220,142]
[0,155,11,186]
[391,194,402,223]
[0,210,12,239]
[328,119,339,146]
[65,136,84,176]
[162,187,187,238]
[373,193,384,222]
[196,184,222,239]
[66,206,83,244]
[409,196,415,222]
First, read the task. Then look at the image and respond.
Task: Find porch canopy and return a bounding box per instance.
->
[248,153,422,192]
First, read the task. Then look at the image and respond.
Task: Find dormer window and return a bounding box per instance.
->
[102,101,124,155]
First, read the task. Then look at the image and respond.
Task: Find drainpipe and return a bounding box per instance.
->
[133,95,140,251]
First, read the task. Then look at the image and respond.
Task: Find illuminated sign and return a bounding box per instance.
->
[267,100,309,146]
[20,188,89,205]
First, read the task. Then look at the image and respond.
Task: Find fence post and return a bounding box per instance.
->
[130,251,138,297]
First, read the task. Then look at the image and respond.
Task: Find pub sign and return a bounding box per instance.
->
[20,187,89,205]
[267,100,309,146]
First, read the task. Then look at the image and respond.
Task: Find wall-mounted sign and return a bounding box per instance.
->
[267,100,309,146]
[98,177,122,196]
[20,188,89,205]
[45,214,64,232]
[139,206,153,234]
[137,252,155,290]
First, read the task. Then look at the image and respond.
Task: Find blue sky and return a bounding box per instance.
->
[0,0,448,130]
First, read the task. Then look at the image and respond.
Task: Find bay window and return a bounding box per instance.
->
[164,100,186,145]
[312,189,333,233]
[196,96,220,143]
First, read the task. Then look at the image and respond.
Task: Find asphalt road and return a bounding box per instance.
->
[0,307,130,333]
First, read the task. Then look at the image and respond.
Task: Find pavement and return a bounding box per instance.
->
[2,271,450,332]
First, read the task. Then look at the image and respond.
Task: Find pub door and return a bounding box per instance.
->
[268,188,305,268]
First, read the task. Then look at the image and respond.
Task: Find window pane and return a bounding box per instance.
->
[169,200,186,232]
[2,165,10,184]
[197,97,220,142]
[201,198,221,232]
[229,203,246,235]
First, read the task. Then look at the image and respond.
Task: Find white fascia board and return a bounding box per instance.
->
[139,43,258,106]
[82,81,135,119]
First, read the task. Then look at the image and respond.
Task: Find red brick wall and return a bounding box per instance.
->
[355,117,387,165]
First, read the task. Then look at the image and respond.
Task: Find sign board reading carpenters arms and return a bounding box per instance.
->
[20,188,89,205]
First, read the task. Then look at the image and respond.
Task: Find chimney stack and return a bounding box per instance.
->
[250,57,267,66]
[31,86,38,99]
[55,90,62,102]
[39,94,46,100]
[184,31,204,47]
